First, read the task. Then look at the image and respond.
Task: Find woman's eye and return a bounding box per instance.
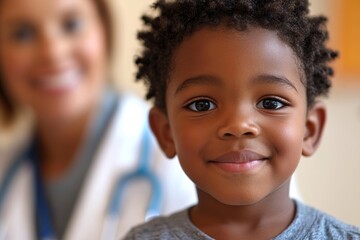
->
[12,26,35,42]
[63,16,83,34]
[257,98,287,110]
[186,99,216,112]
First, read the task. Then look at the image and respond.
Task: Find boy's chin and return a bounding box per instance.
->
[204,186,291,208]
[215,194,272,207]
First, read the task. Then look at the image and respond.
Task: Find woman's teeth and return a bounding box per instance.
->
[37,70,80,90]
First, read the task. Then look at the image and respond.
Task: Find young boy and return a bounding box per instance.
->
[124,0,360,239]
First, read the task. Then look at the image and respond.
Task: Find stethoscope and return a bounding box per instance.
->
[101,123,163,240]
[0,92,163,240]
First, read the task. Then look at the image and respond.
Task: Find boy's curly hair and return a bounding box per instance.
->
[135,0,338,111]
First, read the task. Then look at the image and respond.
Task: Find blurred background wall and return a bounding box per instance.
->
[1,0,359,227]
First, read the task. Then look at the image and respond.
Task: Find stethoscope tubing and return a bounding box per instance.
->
[102,124,163,240]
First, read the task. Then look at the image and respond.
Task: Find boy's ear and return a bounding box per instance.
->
[302,101,327,157]
[149,107,176,158]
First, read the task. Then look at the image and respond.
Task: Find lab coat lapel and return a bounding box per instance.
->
[64,94,148,240]
[0,162,35,240]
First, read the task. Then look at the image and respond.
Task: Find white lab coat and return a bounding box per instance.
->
[0,93,197,240]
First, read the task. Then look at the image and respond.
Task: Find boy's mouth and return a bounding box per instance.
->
[209,150,268,173]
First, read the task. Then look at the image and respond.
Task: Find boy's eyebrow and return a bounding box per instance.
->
[253,74,298,92]
[174,75,222,95]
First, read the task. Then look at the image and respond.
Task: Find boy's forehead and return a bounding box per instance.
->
[173,26,301,67]
[169,26,304,90]
[178,26,297,56]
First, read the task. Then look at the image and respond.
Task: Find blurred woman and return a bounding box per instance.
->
[0,0,196,239]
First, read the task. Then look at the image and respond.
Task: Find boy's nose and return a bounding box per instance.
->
[217,108,260,139]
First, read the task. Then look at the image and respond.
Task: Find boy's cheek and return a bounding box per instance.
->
[269,123,304,160]
[173,125,210,159]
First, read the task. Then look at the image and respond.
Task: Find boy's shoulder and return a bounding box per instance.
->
[122,207,212,240]
[276,200,360,240]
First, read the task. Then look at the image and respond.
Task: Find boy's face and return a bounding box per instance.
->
[150,26,325,205]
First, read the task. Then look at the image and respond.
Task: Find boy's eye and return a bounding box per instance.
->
[63,16,83,34]
[186,99,216,112]
[12,25,35,43]
[257,98,287,110]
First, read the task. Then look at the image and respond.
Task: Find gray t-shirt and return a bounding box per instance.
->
[123,200,360,239]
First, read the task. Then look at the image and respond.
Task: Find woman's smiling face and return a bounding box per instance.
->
[0,0,107,122]
[159,26,310,205]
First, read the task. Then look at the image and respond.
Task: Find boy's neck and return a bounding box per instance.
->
[190,183,295,240]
